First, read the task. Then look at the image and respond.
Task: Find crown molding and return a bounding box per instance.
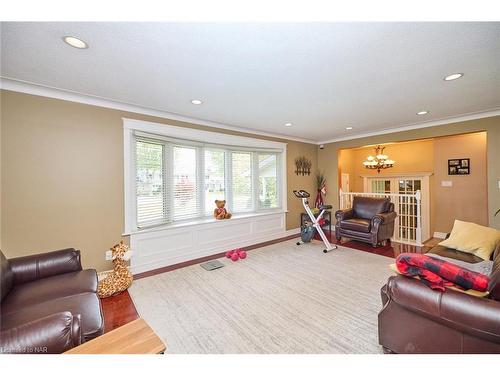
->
[321,108,500,144]
[2,77,498,147]
[0,77,318,145]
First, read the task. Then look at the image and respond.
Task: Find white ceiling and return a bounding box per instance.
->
[1,22,499,143]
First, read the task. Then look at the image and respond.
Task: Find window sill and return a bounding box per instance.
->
[124,209,288,236]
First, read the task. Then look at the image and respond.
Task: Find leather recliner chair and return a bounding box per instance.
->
[0,248,104,353]
[378,243,500,353]
[335,196,397,247]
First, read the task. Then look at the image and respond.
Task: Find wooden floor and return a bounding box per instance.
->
[101,232,430,333]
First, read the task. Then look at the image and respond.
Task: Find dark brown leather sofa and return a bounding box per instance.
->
[0,248,104,353]
[378,243,500,353]
[335,196,397,247]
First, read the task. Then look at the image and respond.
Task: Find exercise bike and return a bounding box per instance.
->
[293,190,337,253]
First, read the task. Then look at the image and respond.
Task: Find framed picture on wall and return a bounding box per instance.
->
[448,158,470,175]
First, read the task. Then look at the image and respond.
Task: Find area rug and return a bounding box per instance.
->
[128,239,394,353]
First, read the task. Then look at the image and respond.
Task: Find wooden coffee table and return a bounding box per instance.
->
[65,318,166,354]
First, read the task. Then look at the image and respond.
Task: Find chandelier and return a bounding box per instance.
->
[363,145,395,173]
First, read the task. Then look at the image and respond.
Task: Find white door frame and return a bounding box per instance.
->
[341,173,350,192]
[361,172,432,243]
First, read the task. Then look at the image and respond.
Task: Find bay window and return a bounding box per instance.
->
[126,120,285,231]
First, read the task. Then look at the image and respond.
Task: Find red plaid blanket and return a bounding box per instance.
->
[395,253,489,292]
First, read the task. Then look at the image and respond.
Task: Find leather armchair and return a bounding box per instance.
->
[0,312,83,354]
[335,196,397,247]
[7,248,83,284]
[1,248,103,354]
[378,242,500,353]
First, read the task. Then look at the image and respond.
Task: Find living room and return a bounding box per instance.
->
[1,2,500,374]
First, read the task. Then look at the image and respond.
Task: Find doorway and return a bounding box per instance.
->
[363,174,431,243]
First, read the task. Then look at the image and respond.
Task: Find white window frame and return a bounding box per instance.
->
[123,118,287,234]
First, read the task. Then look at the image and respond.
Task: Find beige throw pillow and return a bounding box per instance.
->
[439,219,500,261]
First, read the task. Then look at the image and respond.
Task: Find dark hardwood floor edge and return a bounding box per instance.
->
[101,290,140,333]
[133,233,301,280]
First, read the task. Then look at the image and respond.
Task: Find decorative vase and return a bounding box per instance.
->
[315,189,324,209]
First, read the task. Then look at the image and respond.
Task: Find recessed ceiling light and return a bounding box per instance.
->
[444,73,463,81]
[284,123,292,127]
[345,127,353,130]
[191,99,203,105]
[416,110,429,115]
[62,36,88,49]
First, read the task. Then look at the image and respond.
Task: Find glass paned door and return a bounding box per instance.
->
[371,179,391,194]
[397,179,421,241]
[398,179,422,241]
[366,177,425,243]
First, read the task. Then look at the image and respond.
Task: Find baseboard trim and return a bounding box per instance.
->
[284,227,301,236]
[133,230,300,280]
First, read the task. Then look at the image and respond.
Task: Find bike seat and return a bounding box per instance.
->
[293,190,310,198]
[319,204,332,210]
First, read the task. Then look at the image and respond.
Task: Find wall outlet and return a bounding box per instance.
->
[105,250,113,261]
[433,232,448,239]
[441,180,453,187]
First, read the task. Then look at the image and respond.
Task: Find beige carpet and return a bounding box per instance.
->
[129,240,394,354]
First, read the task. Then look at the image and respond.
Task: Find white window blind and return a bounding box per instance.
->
[231,152,253,212]
[172,146,200,221]
[132,132,282,229]
[204,149,226,215]
[135,139,167,227]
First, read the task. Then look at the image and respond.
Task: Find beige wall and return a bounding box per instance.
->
[433,132,488,232]
[0,102,2,249]
[286,141,318,229]
[1,90,318,271]
[319,116,500,232]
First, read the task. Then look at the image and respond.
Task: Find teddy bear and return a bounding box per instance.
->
[213,199,232,220]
